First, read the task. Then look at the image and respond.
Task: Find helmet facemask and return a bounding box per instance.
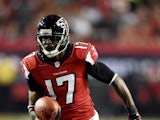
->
[36,16,70,58]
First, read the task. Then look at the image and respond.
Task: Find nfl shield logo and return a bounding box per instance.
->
[54,61,60,68]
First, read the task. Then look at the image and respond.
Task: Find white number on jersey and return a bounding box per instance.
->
[44,74,75,104]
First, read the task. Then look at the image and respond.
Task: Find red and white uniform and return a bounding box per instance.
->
[21,42,99,120]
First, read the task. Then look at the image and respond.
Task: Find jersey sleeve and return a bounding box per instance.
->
[75,42,98,65]
[86,61,117,85]
[21,60,30,79]
[21,52,43,91]
[20,52,36,79]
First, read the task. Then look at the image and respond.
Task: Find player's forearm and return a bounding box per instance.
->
[28,90,43,105]
[28,90,43,120]
[111,75,138,114]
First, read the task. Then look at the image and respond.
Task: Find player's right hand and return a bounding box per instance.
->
[29,110,41,120]
[41,109,61,120]
[41,110,49,120]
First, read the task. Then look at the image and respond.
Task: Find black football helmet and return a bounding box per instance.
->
[36,14,69,58]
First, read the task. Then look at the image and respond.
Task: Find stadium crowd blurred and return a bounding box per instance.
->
[0,0,160,45]
[0,0,160,117]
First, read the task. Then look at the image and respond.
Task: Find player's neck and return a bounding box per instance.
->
[57,43,73,62]
[55,52,65,61]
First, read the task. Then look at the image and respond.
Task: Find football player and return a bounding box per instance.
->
[21,14,142,120]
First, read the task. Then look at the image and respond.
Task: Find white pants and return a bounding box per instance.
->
[89,110,99,120]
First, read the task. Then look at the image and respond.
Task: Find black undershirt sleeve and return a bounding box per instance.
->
[27,74,44,92]
[86,61,115,84]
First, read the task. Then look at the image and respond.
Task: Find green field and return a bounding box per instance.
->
[0,114,159,120]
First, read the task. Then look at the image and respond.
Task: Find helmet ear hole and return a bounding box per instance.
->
[36,15,70,58]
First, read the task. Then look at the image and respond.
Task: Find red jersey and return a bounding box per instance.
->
[21,42,98,120]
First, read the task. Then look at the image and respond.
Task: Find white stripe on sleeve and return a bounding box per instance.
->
[23,64,30,79]
[109,73,118,86]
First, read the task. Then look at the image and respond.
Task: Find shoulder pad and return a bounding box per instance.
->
[74,42,98,65]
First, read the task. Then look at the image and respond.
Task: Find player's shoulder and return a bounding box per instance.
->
[22,51,37,62]
[73,42,92,58]
[74,42,92,48]
[73,42,98,64]
[21,51,37,70]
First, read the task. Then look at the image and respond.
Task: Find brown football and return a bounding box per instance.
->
[34,96,60,119]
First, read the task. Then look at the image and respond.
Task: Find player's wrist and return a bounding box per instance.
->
[127,106,142,120]
[28,105,35,113]
[28,105,40,120]
[127,106,138,115]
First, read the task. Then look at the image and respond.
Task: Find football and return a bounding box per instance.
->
[34,96,61,119]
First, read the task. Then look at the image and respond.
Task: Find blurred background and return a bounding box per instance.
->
[0,0,160,119]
